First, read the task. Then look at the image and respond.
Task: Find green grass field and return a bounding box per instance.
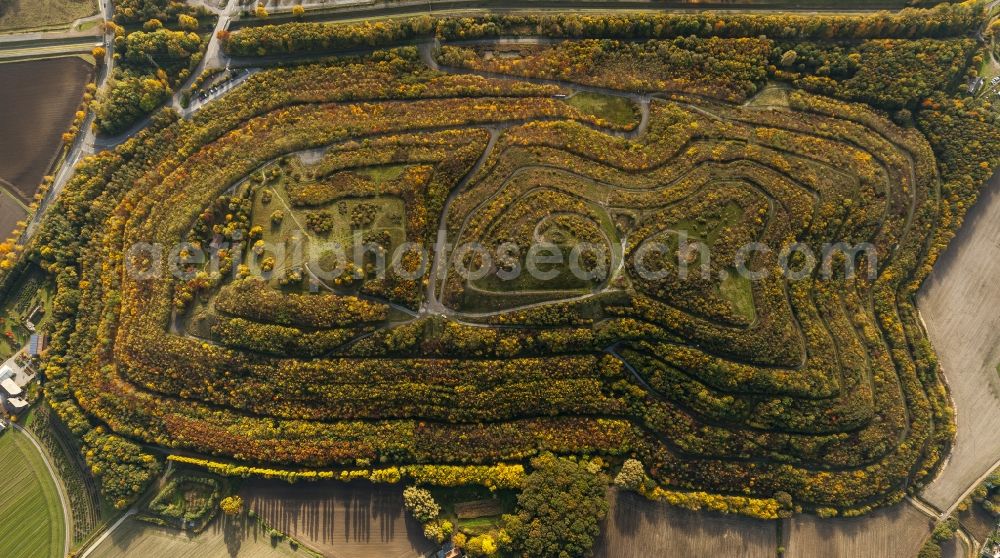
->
[355,163,409,183]
[0,428,66,558]
[565,91,638,127]
[720,270,755,321]
[0,0,97,32]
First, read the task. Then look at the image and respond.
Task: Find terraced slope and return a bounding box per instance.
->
[29,38,962,518]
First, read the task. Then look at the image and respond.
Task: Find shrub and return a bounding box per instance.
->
[613,459,646,492]
[220,495,243,516]
[403,486,440,523]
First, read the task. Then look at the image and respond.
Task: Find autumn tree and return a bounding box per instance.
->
[613,458,647,491]
[178,13,199,31]
[780,49,798,67]
[220,495,244,515]
[403,486,440,522]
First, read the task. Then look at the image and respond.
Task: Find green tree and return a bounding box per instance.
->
[503,454,608,558]
[613,458,646,491]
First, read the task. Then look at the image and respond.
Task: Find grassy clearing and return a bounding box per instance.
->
[719,270,755,322]
[0,429,66,558]
[565,92,638,127]
[74,19,98,32]
[355,163,409,183]
[672,201,744,246]
[431,485,516,536]
[0,0,97,32]
[88,514,310,558]
[746,84,791,108]
[250,182,406,281]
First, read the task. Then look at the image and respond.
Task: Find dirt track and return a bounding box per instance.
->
[240,479,436,558]
[917,169,1000,512]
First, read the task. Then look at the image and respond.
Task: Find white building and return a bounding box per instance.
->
[1,377,22,397]
[5,397,27,412]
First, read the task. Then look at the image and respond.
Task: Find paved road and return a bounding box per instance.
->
[0,39,100,61]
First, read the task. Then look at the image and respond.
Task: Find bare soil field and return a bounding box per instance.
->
[918,170,1000,511]
[88,515,308,558]
[0,57,91,202]
[0,0,96,32]
[940,537,965,558]
[240,479,436,558]
[0,188,27,239]
[784,500,933,558]
[593,490,776,558]
[960,505,998,545]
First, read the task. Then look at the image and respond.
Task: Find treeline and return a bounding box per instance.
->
[221,17,435,56]
[215,277,387,328]
[168,454,526,490]
[222,2,983,57]
[782,38,976,109]
[113,0,203,25]
[439,36,772,102]
[434,6,983,41]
